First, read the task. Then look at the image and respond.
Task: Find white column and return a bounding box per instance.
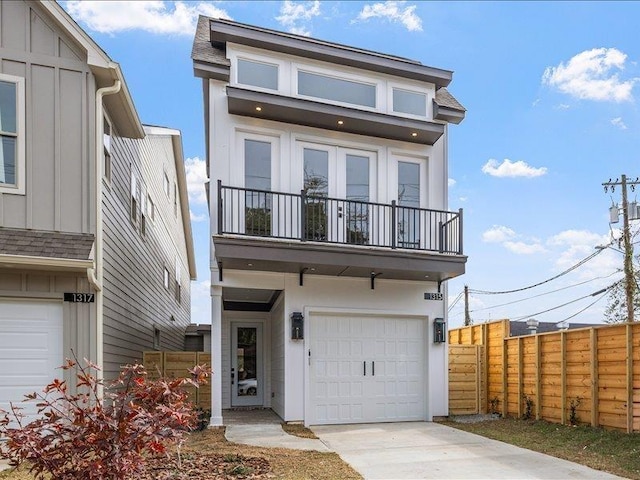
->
[209,284,223,426]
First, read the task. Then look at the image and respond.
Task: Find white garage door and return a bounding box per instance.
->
[308,313,426,425]
[0,300,63,424]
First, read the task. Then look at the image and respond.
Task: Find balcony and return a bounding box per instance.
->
[214,182,467,283]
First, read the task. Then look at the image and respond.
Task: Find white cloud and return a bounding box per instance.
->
[503,241,547,255]
[611,117,628,130]
[185,157,208,206]
[542,48,637,102]
[482,225,516,243]
[354,1,423,32]
[190,211,208,222]
[547,229,609,248]
[65,1,230,36]
[555,103,571,110]
[532,98,540,107]
[448,178,456,187]
[276,0,320,36]
[482,159,547,178]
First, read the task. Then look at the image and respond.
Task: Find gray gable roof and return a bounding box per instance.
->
[0,227,94,260]
[192,15,229,68]
[435,88,466,112]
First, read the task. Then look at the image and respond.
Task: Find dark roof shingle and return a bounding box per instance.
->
[0,228,94,260]
[192,15,229,66]
[435,87,466,112]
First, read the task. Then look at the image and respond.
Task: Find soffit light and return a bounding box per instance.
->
[255,106,262,112]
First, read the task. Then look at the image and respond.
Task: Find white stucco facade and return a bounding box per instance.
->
[194,17,465,426]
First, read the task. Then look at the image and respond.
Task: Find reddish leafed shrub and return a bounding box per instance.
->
[0,358,210,480]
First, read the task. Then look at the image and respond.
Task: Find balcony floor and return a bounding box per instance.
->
[213,234,466,283]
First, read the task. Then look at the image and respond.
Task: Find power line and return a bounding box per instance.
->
[553,291,608,325]
[469,248,604,296]
[511,282,620,322]
[447,291,464,313]
[469,271,621,313]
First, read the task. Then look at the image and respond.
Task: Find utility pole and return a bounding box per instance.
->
[464,285,472,326]
[603,175,640,323]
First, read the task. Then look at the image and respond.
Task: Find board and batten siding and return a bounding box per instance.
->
[0,1,95,233]
[101,127,191,381]
[270,295,285,418]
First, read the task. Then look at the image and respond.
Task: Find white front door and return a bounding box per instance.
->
[231,323,264,407]
[308,313,426,425]
[0,300,63,425]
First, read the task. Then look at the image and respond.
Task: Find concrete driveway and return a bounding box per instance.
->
[311,422,624,479]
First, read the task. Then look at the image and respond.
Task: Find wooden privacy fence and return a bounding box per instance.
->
[449,319,640,432]
[143,351,211,410]
[449,344,486,414]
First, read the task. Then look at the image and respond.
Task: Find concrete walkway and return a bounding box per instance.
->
[0,459,10,472]
[311,422,625,479]
[225,423,331,452]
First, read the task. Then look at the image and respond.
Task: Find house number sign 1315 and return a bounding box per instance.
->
[64,293,95,303]
[424,292,443,301]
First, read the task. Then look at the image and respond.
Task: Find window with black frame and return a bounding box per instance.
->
[244,139,272,236]
[397,161,420,249]
[303,148,329,241]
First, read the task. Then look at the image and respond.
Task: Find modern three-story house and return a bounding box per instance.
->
[192,17,466,426]
[0,0,196,422]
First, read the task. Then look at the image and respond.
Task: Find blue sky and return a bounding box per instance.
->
[63,1,640,328]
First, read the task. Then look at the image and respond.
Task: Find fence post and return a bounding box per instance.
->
[560,331,567,425]
[518,337,524,419]
[300,189,306,242]
[535,334,542,420]
[391,200,397,249]
[217,180,223,234]
[502,322,508,418]
[590,328,598,427]
[627,323,633,433]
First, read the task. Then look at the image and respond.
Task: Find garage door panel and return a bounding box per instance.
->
[0,301,63,425]
[309,313,426,425]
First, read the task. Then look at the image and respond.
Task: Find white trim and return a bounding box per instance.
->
[0,74,25,195]
[0,254,93,271]
[143,125,180,136]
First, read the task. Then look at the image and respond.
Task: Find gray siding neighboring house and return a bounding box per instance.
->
[0,0,195,413]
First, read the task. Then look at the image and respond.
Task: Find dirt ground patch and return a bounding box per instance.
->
[0,427,360,480]
[441,417,640,480]
[281,423,318,439]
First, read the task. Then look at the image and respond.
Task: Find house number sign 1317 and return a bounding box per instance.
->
[424,292,443,301]
[64,293,95,303]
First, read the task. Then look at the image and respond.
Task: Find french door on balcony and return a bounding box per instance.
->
[299,143,376,245]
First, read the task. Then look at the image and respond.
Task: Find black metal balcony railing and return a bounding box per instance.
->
[217,181,463,255]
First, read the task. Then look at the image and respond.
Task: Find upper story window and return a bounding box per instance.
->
[393,88,426,117]
[103,116,112,182]
[245,139,271,191]
[238,58,278,90]
[0,74,25,195]
[298,70,376,108]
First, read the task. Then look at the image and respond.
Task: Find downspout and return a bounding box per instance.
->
[94,78,121,397]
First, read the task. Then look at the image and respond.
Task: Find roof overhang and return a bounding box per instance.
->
[227,86,445,145]
[210,19,452,88]
[213,236,466,283]
[0,254,94,273]
[433,101,465,125]
[193,60,230,82]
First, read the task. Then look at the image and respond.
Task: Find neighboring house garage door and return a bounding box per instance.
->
[0,300,63,424]
[308,313,426,425]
